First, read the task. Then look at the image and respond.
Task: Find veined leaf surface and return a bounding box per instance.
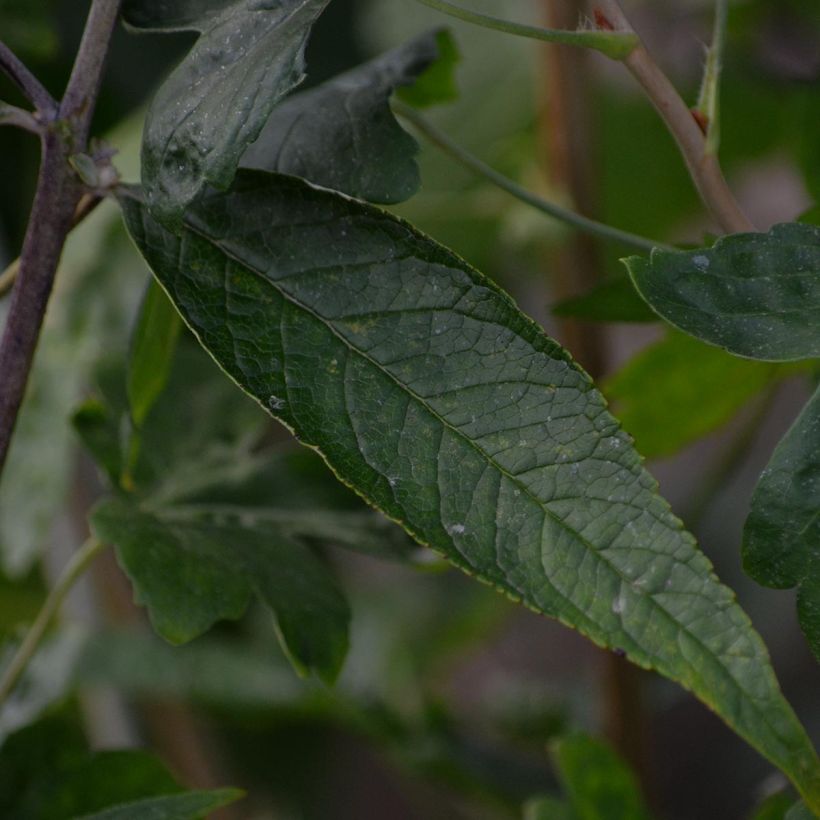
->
[126,0,329,224]
[625,223,820,362]
[120,171,820,808]
[743,384,820,660]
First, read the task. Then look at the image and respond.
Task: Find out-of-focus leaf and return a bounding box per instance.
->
[243,29,458,204]
[551,734,651,820]
[751,791,799,820]
[523,796,573,820]
[128,279,182,428]
[551,275,656,323]
[604,332,781,458]
[126,0,329,224]
[785,803,816,820]
[625,224,820,361]
[0,0,58,60]
[121,170,820,807]
[0,213,145,576]
[743,384,820,660]
[0,628,86,743]
[77,789,244,820]
[72,398,125,487]
[91,497,350,684]
[0,713,183,819]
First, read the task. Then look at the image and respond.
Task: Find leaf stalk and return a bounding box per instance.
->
[413,0,639,59]
[0,538,107,707]
[395,101,673,253]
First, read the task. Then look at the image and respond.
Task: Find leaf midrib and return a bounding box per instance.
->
[170,210,795,742]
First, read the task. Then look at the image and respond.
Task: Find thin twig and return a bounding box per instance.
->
[395,101,672,253]
[62,0,124,144]
[0,40,57,116]
[0,0,121,480]
[413,0,639,59]
[0,102,42,135]
[0,194,104,300]
[595,0,753,234]
[0,538,107,706]
[697,0,728,155]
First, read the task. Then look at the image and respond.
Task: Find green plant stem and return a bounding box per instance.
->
[697,0,728,155]
[395,101,672,253]
[0,538,107,707]
[412,0,639,59]
[595,0,752,234]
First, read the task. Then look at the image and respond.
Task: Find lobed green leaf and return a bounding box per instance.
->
[91,496,350,684]
[624,224,820,362]
[743,384,820,660]
[243,28,458,204]
[120,170,820,807]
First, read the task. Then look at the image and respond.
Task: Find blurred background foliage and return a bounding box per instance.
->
[0,0,819,818]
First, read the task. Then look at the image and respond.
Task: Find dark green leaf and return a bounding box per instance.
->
[396,29,459,109]
[551,275,656,323]
[90,496,350,683]
[120,171,820,806]
[785,804,816,820]
[624,223,820,361]
[77,788,243,820]
[129,0,329,224]
[743,384,820,660]
[604,331,780,458]
[243,29,458,204]
[0,714,184,820]
[128,279,182,427]
[551,734,651,820]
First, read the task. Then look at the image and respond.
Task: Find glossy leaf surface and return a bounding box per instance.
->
[743,384,820,660]
[91,496,350,684]
[625,224,820,361]
[243,28,458,204]
[128,0,329,224]
[121,171,820,806]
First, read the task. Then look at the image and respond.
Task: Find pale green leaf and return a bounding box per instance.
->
[120,170,820,807]
[551,734,651,820]
[128,279,182,427]
[743,384,820,660]
[604,331,781,458]
[625,224,820,362]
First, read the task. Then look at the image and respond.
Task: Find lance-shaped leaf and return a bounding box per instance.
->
[624,223,820,361]
[242,28,458,204]
[126,0,329,224]
[119,171,820,808]
[743,384,820,660]
[91,497,350,684]
[79,789,243,820]
[128,279,182,428]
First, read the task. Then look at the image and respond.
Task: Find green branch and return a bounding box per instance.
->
[697,0,728,155]
[395,101,673,254]
[413,0,638,59]
[0,538,107,707]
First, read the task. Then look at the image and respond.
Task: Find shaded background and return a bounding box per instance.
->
[0,0,819,818]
